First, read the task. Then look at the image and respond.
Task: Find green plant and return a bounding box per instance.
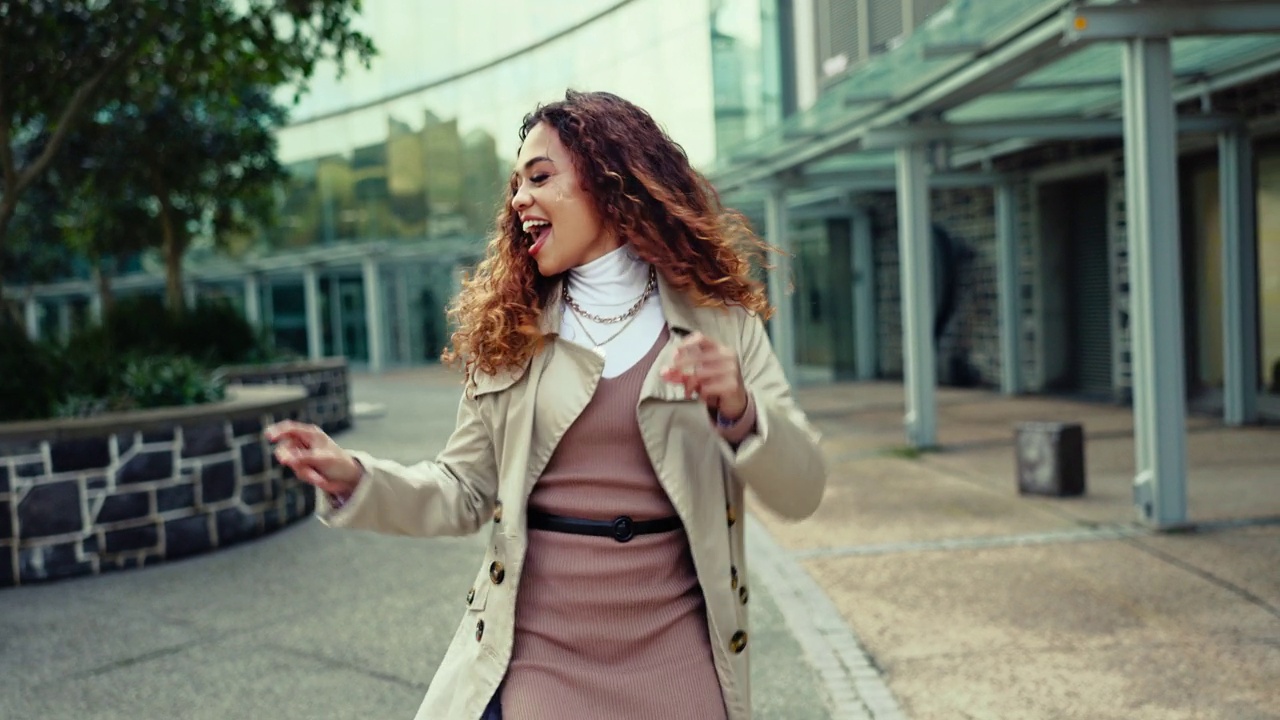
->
[174,299,259,366]
[883,445,926,460]
[0,313,60,421]
[119,355,226,409]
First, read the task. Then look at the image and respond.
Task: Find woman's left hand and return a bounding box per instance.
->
[660,331,749,421]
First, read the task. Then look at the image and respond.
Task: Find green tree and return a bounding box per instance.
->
[0,0,374,301]
[99,84,288,312]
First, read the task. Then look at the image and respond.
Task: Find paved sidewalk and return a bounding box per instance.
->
[0,367,836,720]
[4,368,1277,719]
[755,380,1280,720]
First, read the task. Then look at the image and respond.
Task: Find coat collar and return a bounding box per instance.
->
[472,272,698,397]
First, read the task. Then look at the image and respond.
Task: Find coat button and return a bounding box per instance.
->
[739,586,749,604]
[726,504,737,527]
[730,630,748,654]
[466,587,475,605]
[475,619,485,642]
[730,566,739,590]
[489,561,505,585]
[493,502,503,523]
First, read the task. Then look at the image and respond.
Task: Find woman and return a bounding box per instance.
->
[268,90,826,720]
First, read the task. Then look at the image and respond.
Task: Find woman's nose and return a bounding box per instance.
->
[511,185,532,213]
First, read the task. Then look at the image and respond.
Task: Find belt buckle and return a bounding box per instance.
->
[611,515,635,543]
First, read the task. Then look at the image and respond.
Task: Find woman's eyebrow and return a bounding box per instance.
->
[516,155,554,173]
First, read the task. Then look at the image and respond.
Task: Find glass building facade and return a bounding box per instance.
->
[12,0,787,369]
[254,0,784,365]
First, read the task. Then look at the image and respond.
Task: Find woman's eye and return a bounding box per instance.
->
[531,174,549,184]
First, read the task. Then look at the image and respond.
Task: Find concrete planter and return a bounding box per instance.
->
[219,358,352,435]
[0,385,314,588]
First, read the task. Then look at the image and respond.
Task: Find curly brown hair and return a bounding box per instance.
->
[442,90,776,380]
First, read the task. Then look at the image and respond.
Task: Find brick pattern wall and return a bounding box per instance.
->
[1108,155,1133,400]
[865,181,1038,390]
[0,407,313,588]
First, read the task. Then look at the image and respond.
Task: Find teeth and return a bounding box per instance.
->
[522,219,550,234]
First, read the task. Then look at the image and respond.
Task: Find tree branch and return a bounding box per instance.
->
[0,64,18,198]
[12,21,156,199]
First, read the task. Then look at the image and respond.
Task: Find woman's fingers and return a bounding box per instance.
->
[265,420,329,449]
[275,446,361,488]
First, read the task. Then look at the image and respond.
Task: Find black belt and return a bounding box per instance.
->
[527,510,684,543]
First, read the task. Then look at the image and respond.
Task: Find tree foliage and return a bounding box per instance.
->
[0,0,375,301]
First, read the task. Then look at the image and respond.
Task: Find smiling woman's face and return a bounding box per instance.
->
[510,122,620,276]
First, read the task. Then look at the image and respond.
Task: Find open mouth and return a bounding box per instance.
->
[523,220,552,256]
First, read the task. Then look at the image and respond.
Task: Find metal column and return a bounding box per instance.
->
[852,209,878,381]
[895,144,937,448]
[243,274,262,327]
[1122,38,1188,528]
[395,265,412,364]
[88,268,103,324]
[765,185,797,385]
[1219,127,1260,426]
[24,297,39,341]
[303,266,324,361]
[363,257,385,373]
[328,275,344,357]
[995,181,1022,395]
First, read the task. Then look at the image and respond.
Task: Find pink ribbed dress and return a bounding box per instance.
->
[500,331,728,719]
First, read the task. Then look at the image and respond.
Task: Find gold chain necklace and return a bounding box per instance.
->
[562,267,657,325]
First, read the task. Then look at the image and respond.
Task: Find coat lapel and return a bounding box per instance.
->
[638,274,699,403]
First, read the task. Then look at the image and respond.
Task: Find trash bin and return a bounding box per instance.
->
[1014,421,1085,497]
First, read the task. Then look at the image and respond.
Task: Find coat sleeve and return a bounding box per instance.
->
[729,311,827,519]
[316,390,498,538]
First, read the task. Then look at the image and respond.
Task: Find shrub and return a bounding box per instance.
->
[120,355,226,409]
[0,313,60,421]
[0,295,263,422]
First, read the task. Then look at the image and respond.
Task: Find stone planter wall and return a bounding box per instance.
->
[0,386,312,588]
[220,358,351,435]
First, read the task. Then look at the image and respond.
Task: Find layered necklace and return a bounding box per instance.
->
[562,266,657,356]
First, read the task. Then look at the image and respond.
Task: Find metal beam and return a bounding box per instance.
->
[1065,2,1280,42]
[1219,127,1260,426]
[921,42,985,60]
[995,181,1022,395]
[896,145,937,448]
[1123,37,1188,529]
[863,114,1242,149]
[765,186,797,385]
[799,168,1011,191]
[710,0,1080,194]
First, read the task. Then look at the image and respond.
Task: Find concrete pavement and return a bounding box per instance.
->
[753,380,1280,720]
[0,367,836,720]
[4,368,1278,719]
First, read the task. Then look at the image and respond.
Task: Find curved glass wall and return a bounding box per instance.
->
[269,0,771,251]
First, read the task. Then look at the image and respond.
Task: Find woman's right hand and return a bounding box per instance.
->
[265,420,363,497]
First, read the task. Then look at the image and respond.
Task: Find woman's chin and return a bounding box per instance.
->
[533,253,565,277]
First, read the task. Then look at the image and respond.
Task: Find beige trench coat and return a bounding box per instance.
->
[320,275,827,720]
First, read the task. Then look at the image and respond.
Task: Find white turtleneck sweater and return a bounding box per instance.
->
[559,245,666,378]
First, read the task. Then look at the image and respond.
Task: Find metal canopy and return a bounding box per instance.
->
[711,1,1280,194]
[712,0,1280,531]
